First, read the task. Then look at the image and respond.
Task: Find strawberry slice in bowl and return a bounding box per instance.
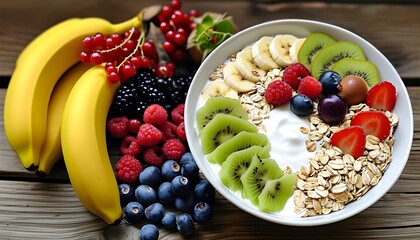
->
[350,110,391,141]
[330,125,366,159]
[366,81,397,112]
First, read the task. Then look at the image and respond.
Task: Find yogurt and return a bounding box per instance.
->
[263,104,313,172]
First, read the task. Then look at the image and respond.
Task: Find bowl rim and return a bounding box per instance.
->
[184,19,414,226]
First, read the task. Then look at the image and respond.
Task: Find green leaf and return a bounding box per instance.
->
[214,18,234,33]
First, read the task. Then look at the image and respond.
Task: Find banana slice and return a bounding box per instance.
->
[223,62,256,92]
[289,38,306,63]
[269,34,298,67]
[235,47,266,83]
[200,79,239,104]
[252,36,279,71]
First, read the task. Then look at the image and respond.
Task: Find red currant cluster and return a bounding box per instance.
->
[80,28,164,83]
[157,0,200,64]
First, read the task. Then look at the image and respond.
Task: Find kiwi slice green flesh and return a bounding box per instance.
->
[219,146,271,197]
[298,32,337,71]
[332,58,380,87]
[200,113,257,155]
[196,96,248,130]
[258,174,297,212]
[311,41,366,80]
[206,131,270,165]
[240,155,284,206]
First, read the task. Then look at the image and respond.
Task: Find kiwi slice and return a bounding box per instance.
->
[311,41,366,80]
[206,131,270,165]
[332,58,380,87]
[200,113,257,154]
[258,174,297,212]
[298,32,337,71]
[240,155,284,206]
[196,96,248,130]
[219,146,271,197]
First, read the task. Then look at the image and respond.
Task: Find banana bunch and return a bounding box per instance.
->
[4,12,143,171]
[200,34,305,102]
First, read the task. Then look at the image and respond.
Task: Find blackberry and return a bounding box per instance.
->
[110,84,139,116]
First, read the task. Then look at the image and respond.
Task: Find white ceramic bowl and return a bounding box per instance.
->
[184,19,413,226]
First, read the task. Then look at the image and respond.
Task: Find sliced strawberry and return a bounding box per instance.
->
[330,126,366,159]
[350,110,391,141]
[365,81,397,111]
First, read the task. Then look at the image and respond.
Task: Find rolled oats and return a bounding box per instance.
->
[293,103,399,217]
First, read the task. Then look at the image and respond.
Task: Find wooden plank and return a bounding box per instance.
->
[0,1,419,79]
[1,180,420,239]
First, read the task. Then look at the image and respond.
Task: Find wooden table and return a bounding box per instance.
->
[1,0,419,239]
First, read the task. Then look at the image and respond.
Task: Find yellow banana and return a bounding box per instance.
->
[4,12,143,170]
[61,65,122,224]
[36,63,92,176]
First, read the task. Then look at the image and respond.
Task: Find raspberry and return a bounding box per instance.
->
[264,80,293,105]
[115,155,143,183]
[171,103,184,125]
[298,76,322,100]
[143,104,168,126]
[107,116,129,138]
[142,146,165,167]
[120,136,142,156]
[162,138,186,161]
[157,121,178,141]
[177,121,187,142]
[282,63,311,90]
[137,123,163,146]
[128,118,141,134]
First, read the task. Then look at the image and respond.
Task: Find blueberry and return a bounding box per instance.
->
[194,180,216,203]
[135,185,157,207]
[139,166,162,186]
[139,224,159,240]
[180,152,195,166]
[193,202,213,224]
[118,183,135,206]
[144,203,165,224]
[158,182,175,203]
[161,212,177,229]
[124,201,144,223]
[171,175,191,197]
[290,94,314,116]
[161,160,181,182]
[176,213,196,236]
[174,193,196,213]
[319,70,341,95]
[181,162,199,182]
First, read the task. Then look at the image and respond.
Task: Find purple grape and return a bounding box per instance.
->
[317,95,347,124]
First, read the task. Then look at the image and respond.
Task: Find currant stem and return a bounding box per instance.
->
[117,31,145,70]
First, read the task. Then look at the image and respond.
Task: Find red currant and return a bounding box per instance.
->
[142,41,159,61]
[92,33,105,49]
[107,72,120,84]
[189,9,201,18]
[80,51,91,64]
[90,52,103,65]
[159,21,174,34]
[121,62,136,78]
[165,30,176,42]
[110,33,123,46]
[171,10,186,27]
[129,56,142,69]
[82,36,94,49]
[162,41,176,54]
[170,0,182,10]
[174,33,186,46]
[159,6,173,23]
[170,48,185,63]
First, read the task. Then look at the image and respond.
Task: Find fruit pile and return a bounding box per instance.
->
[4,0,239,238]
[196,30,399,216]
